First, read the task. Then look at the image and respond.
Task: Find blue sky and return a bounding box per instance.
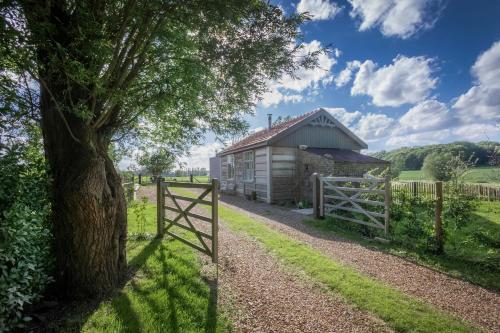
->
[130,0,500,170]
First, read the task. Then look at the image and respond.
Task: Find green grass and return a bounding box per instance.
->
[59,203,230,333]
[305,201,500,292]
[399,166,500,183]
[175,188,478,333]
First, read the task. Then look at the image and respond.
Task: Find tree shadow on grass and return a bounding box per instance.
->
[27,239,160,332]
[128,242,220,333]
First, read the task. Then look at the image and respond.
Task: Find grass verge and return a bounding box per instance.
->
[305,201,500,292]
[175,189,478,333]
[59,203,230,333]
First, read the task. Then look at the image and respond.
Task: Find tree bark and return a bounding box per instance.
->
[40,87,127,298]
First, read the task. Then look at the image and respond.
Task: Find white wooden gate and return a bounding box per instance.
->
[318,176,391,236]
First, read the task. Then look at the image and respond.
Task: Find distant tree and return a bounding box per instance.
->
[423,152,477,181]
[423,152,454,181]
[138,150,174,178]
[1,1,320,297]
[273,115,292,126]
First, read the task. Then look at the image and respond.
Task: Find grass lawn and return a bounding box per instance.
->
[305,201,500,292]
[175,188,478,333]
[399,166,500,183]
[59,203,230,333]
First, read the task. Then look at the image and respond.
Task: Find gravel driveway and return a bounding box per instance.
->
[219,194,500,333]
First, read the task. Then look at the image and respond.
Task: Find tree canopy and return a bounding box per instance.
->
[1,0,320,154]
[373,141,499,171]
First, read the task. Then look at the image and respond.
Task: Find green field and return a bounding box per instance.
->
[399,166,500,183]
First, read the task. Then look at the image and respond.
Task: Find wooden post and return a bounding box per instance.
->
[411,181,417,196]
[312,173,321,219]
[384,177,391,237]
[435,181,444,253]
[156,177,164,238]
[190,174,193,183]
[319,174,324,218]
[138,174,142,185]
[211,178,219,264]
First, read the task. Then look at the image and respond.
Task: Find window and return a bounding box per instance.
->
[227,154,235,179]
[243,151,254,181]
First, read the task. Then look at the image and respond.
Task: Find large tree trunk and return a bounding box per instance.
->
[40,87,127,298]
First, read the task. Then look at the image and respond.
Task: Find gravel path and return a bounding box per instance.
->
[215,224,390,333]
[137,186,391,332]
[219,194,500,333]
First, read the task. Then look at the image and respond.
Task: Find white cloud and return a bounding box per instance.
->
[260,40,338,107]
[261,86,303,107]
[323,107,362,126]
[386,129,451,147]
[348,0,442,39]
[335,60,361,87]
[351,55,437,107]
[453,41,500,122]
[452,123,500,141]
[281,40,337,91]
[180,142,223,169]
[354,113,396,140]
[398,99,452,131]
[297,0,341,21]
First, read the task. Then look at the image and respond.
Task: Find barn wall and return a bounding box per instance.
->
[270,147,298,203]
[273,125,362,150]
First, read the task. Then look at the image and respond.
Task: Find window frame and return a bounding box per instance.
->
[227,154,235,180]
[243,150,254,182]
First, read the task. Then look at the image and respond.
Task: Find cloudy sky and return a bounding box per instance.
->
[125,0,500,170]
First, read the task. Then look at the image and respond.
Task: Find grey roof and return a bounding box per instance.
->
[304,148,389,164]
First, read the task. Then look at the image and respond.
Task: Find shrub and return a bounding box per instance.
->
[390,189,435,250]
[0,144,53,331]
[422,152,454,181]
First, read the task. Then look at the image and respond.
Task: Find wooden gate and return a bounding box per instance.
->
[156,178,218,263]
[313,175,390,236]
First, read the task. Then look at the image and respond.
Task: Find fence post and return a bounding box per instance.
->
[384,177,391,237]
[312,173,321,219]
[156,177,164,238]
[211,178,219,264]
[435,181,444,253]
[411,181,417,196]
[190,174,193,183]
[138,174,142,185]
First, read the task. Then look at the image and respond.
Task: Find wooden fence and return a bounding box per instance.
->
[157,178,219,263]
[391,181,500,201]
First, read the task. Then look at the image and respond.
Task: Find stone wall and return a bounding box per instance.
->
[297,150,389,203]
